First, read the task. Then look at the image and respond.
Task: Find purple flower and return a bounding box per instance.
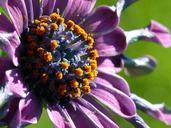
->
[0,0,138,127]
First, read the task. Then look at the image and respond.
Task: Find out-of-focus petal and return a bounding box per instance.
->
[148,20,171,48]
[132,94,171,125]
[0,31,20,66]
[128,114,150,128]
[64,0,96,24]
[10,93,42,127]
[5,69,28,98]
[53,0,69,15]
[75,98,119,128]
[123,55,157,76]
[47,105,76,128]
[81,6,118,36]
[125,20,171,48]
[90,82,136,118]
[0,0,28,35]
[95,28,126,57]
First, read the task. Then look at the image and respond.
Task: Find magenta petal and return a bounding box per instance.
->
[0,31,21,66]
[98,57,123,74]
[42,0,56,15]
[64,0,96,24]
[148,20,171,48]
[81,6,118,35]
[5,69,28,98]
[0,98,20,124]
[90,83,136,118]
[95,28,127,57]
[0,58,13,83]
[75,98,119,128]
[10,93,42,127]
[96,70,130,96]
[0,13,15,33]
[47,105,76,128]
[53,0,70,15]
[0,0,28,35]
[24,0,34,22]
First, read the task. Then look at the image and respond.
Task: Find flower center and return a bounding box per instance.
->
[19,12,99,105]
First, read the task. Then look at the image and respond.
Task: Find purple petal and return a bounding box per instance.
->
[5,69,28,98]
[47,105,76,128]
[96,70,130,95]
[0,98,20,124]
[32,0,42,19]
[75,98,119,128]
[0,31,21,66]
[24,0,34,22]
[10,93,42,127]
[0,57,13,83]
[42,0,56,15]
[64,0,96,24]
[98,57,123,74]
[53,0,69,15]
[95,27,127,57]
[81,6,119,35]
[0,13,15,33]
[132,94,171,125]
[90,82,136,118]
[148,20,171,48]
[0,0,28,35]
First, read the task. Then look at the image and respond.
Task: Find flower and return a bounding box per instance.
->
[0,0,138,127]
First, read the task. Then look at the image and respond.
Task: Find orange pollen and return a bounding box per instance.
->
[84,65,91,73]
[71,88,81,98]
[60,62,70,70]
[82,86,91,94]
[50,40,59,50]
[89,49,99,59]
[50,23,58,30]
[50,12,59,21]
[87,72,94,80]
[36,26,46,35]
[43,52,53,62]
[82,78,90,86]
[91,63,97,70]
[67,20,75,28]
[74,68,84,76]
[57,17,64,25]
[70,80,79,88]
[37,47,45,56]
[55,72,63,80]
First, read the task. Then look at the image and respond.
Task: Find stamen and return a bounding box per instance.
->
[20,11,98,105]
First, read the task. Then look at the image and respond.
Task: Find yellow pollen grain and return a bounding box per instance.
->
[57,17,64,25]
[89,59,97,65]
[50,12,59,21]
[89,49,99,59]
[87,36,94,47]
[55,72,63,80]
[43,52,53,62]
[92,70,98,77]
[40,17,49,23]
[67,20,75,28]
[82,86,91,94]
[50,23,58,30]
[70,80,79,88]
[87,72,94,80]
[82,78,90,86]
[40,22,48,27]
[60,62,70,70]
[50,40,59,50]
[36,26,46,36]
[84,65,91,73]
[71,88,81,98]
[90,63,97,71]
[33,19,40,24]
[41,73,49,81]
[74,68,84,76]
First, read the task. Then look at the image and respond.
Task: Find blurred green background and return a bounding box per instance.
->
[1,0,171,128]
